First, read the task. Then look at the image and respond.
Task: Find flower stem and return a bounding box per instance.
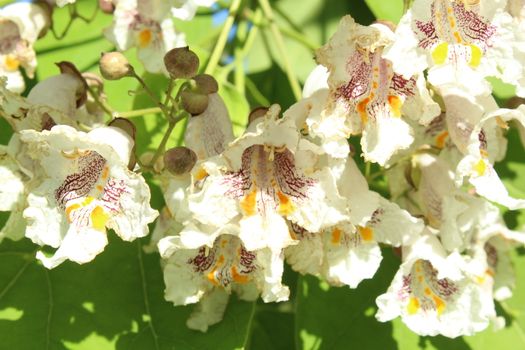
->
[117,107,163,118]
[204,0,243,75]
[86,84,113,117]
[257,0,302,101]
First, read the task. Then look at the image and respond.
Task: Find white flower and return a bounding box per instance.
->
[184,93,234,160]
[469,217,525,301]
[316,15,439,165]
[0,2,50,92]
[455,105,525,210]
[376,232,495,338]
[171,0,217,21]
[385,0,525,96]
[19,125,158,268]
[180,105,348,253]
[104,0,186,73]
[159,232,288,331]
[286,157,423,288]
[0,69,97,132]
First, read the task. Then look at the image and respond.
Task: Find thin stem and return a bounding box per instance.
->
[131,71,171,119]
[86,84,113,117]
[164,79,175,106]
[364,162,372,180]
[146,111,189,170]
[244,8,317,51]
[204,0,243,75]
[118,107,163,118]
[257,0,302,100]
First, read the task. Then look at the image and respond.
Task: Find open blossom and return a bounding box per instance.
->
[285,157,423,288]
[159,232,288,331]
[104,0,186,73]
[0,2,50,92]
[455,105,525,210]
[376,232,496,338]
[171,0,217,21]
[18,125,157,268]
[178,105,347,253]
[385,0,525,96]
[316,15,439,165]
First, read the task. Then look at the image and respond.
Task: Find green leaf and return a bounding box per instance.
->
[364,0,404,24]
[295,249,400,350]
[0,236,255,350]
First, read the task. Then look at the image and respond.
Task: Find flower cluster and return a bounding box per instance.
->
[0,0,524,340]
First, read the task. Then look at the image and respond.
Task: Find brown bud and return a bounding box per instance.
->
[100,52,132,80]
[108,118,136,140]
[193,74,218,94]
[98,0,115,14]
[506,96,525,109]
[248,106,269,125]
[164,47,199,79]
[164,147,197,175]
[56,61,88,108]
[109,118,137,170]
[181,90,209,115]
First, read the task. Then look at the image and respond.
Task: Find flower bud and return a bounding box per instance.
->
[164,147,197,175]
[98,0,115,14]
[164,47,199,79]
[181,90,209,116]
[109,118,137,170]
[193,74,218,94]
[248,106,269,125]
[100,52,132,80]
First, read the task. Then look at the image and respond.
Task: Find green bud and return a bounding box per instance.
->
[164,47,199,79]
[164,147,197,175]
[100,52,132,80]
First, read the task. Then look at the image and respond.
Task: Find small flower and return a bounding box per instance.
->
[104,0,186,73]
[19,125,158,268]
[455,105,525,210]
[316,16,439,165]
[286,158,423,288]
[385,0,525,96]
[180,105,348,253]
[0,2,50,92]
[376,232,495,338]
[159,232,288,331]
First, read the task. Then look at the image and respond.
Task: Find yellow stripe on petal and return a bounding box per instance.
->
[388,95,403,118]
[231,266,249,284]
[240,189,257,216]
[4,55,20,72]
[138,29,153,48]
[358,226,374,241]
[432,42,449,65]
[432,295,446,315]
[469,44,482,68]
[331,227,342,244]
[435,131,449,149]
[473,159,486,176]
[277,191,295,215]
[90,205,109,231]
[407,297,420,315]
